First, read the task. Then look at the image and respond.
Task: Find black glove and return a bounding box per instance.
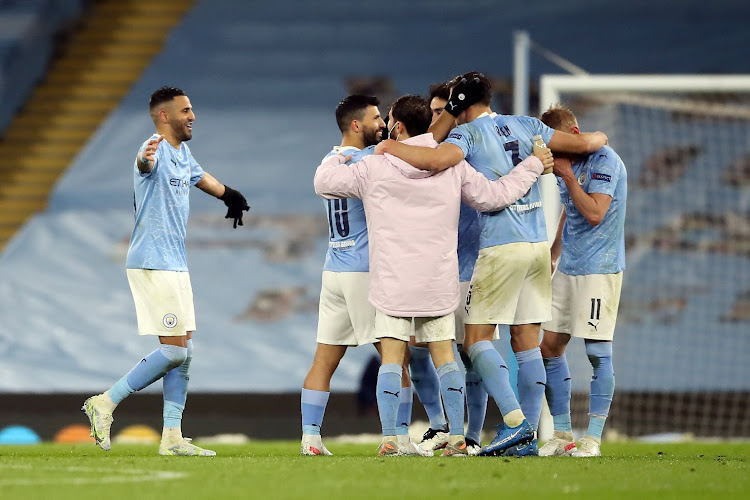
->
[220,185,250,229]
[445,77,482,117]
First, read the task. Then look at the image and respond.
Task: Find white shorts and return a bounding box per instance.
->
[126,269,196,336]
[316,271,377,346]
[541,271,623,341]
[454,280,499,344]
[465,241,551,326]
[376,310,455,343]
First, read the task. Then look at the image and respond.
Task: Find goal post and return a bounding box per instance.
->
[537,74,750,439]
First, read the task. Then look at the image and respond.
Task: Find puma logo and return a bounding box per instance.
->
[447,387,464,394]
[588,321,599,330]
[383,390,399,398]
[448,101,458,110]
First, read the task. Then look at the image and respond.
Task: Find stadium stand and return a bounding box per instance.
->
[0,0,748,439]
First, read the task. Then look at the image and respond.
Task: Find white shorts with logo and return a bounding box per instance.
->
[376,310,455,343]
[465,241,552,326]
[541,271,623,341]
[126,269,196,336]
[317,271,377,346]
[455,280,499,344]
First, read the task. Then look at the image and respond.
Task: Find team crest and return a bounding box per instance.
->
[163,313,178,328]
[578,171,586,185]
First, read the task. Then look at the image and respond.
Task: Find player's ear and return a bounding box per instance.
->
[350,119,360,134]
[158,109,169,124]
[571,125,581,135]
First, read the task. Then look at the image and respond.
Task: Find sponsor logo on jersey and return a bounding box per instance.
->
[592,172,611,182]
[329,239,355,249]
[508,201,542,213]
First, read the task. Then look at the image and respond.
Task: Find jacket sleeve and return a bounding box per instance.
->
[459,156,543,212]
[313,155,367,200]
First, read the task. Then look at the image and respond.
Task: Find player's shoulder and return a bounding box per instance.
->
[591,145,625,169]
[447,122,476,143]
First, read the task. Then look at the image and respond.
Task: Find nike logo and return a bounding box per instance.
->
[592,376,598,380]
[447,387,464,394]
[141,359,147,363]
[564,377,571,382]
[588,321,598,330]
[400,422,409,427]
[311,424,320,428]
[499,365,508,371]
[536,382,547,387]
[383,390,399,398]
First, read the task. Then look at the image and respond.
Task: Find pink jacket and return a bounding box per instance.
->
[314,133,543,317]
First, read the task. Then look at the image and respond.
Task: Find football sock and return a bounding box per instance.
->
[108,345,187,405]
[437,362,465,436]
[376,363,402,437]
[461,347,488,443]
[408,346,447,430]
[543,353,573,432]
[163,339,193,429]
[586,341,614,440]
[301,388,330,436]
[396,386,413,436]
[467,341,520,416]
[515,347,546,432]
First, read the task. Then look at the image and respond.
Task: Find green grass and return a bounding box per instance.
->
[0,441,747,499]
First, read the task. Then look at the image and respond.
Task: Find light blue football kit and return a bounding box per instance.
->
[127,134,204,271]
[557,145,627,275]
[302,145,376,440]
[446,112,556,439]
[321,145,373,273]
[545,145,627,443]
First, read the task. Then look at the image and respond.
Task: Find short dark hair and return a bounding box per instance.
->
[428,82,450,102]
[149,86,187,109]
[540,103,578,130]
[335,95,379,133]
[450,71,493,106]
[391,94,432,138]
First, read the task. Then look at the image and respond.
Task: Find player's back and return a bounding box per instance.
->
[445,113,554,248]
[321,146,372,273]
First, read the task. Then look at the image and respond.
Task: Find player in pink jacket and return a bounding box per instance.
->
[314,95,553,456]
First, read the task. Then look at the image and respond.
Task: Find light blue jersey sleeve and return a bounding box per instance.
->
[586,148,621,197]
[513,115,555,145]
[444,125,476,159]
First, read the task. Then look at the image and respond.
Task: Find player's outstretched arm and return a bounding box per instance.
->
[459,155,543,212]
[196,172,250,229]
[547,130,608,155]
[553,157,611,226]
[136,135,164,173]
[375,141,464,172]
[313,154,365,200]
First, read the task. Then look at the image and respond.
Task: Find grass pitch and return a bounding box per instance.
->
[0,441,747,499]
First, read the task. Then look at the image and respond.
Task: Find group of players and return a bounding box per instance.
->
[80,71,626,459]
[305,71,627,458]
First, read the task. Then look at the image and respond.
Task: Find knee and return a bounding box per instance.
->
[160,345,188,369]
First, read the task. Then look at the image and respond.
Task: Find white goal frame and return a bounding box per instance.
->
[537,74,750,242]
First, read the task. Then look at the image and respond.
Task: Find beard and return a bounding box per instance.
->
[173,122,192,142]
[362,127,382,147]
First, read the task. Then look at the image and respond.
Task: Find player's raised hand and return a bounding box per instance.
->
[445,77,482,117]
[533,144,555,173]
[375,139,396,155]
[220,185,250,229]
[552,156,573,179]
[140,135,164,164]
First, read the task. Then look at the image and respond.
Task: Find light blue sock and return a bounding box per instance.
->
[396,386,413,436]
[301,388,330,436]
[437,362,465,436]
[119,345,187,396]
[459,347,487,443]
[515,347,546,432]
[163,340,193,428]
[408,346,446,430]
[543,354,572,432]
[586,341,614,440]
[108,376,134,405]
[467,341,520,416]
[376,363,402,437]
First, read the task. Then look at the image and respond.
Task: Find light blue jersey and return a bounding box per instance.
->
[321,145,373,272]
[445,113,554,249]
[126,135,204,271]
[458,202,480,282]
[558,145,627,275]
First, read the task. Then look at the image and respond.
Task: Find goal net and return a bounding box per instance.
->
[538,75,750,439]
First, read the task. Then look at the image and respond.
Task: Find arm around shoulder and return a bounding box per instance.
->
[314,155,365,199]
[548,130,608,155]
[459,155,542,212]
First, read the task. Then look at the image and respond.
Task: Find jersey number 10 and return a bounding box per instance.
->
[327,199,350,238]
